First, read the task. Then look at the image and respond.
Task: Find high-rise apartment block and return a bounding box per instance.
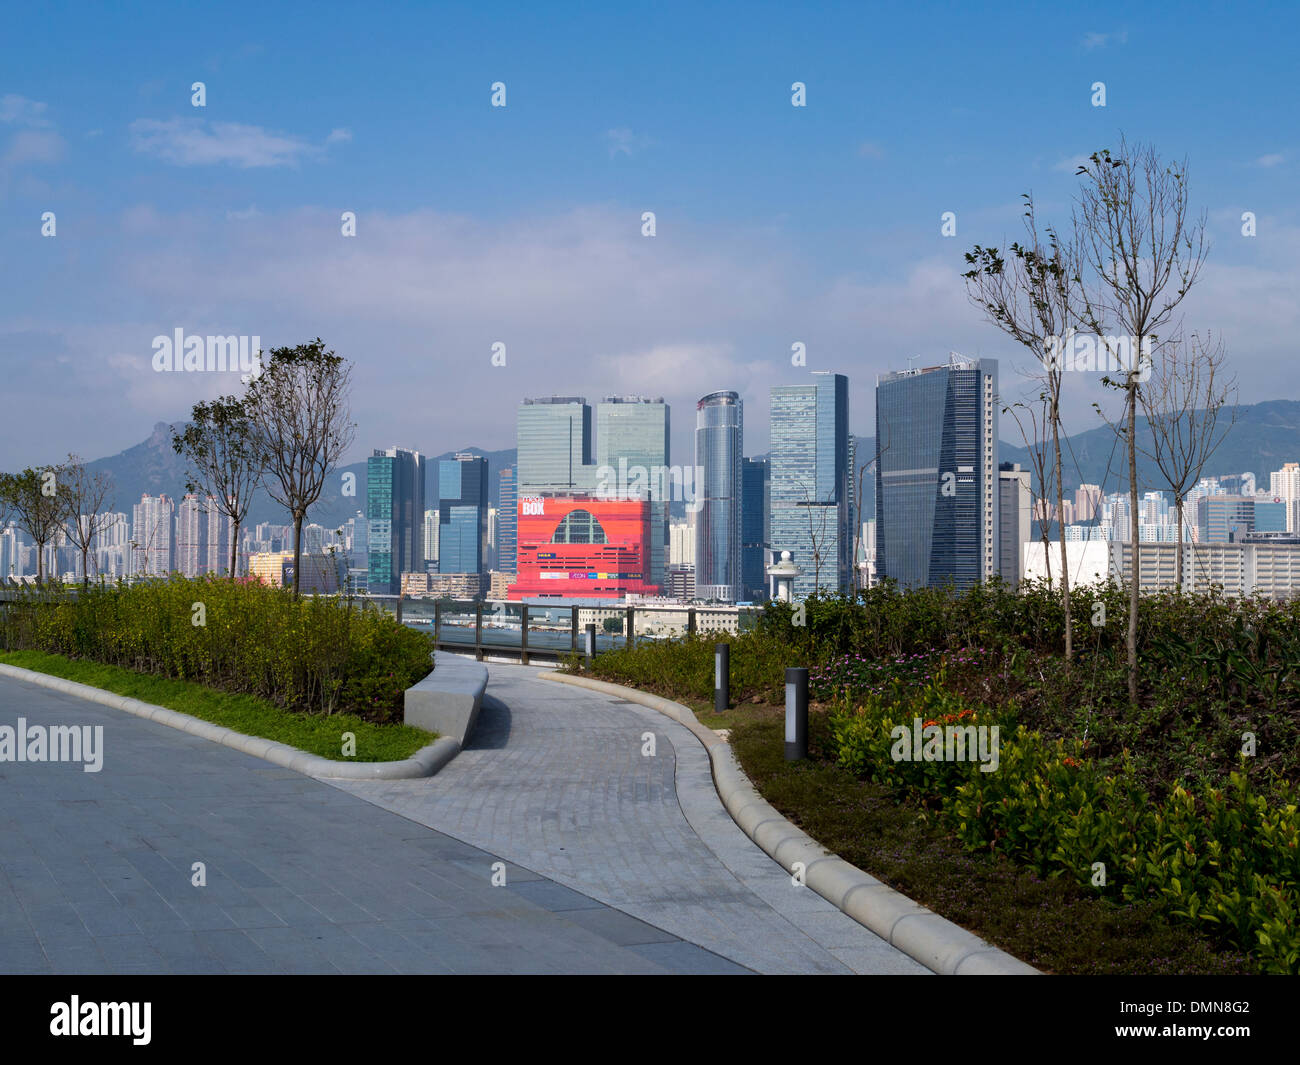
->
[498,466,517,574]
[998,462,1031,586]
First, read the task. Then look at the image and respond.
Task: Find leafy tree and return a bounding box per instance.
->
[244,339,356,597]
[172,395,266,578]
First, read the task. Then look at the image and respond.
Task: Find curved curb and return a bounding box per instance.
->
[0,663,459,780]
[542,670,1040,976]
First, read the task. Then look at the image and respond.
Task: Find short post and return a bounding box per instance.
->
[474,600,484,661]
[784,667,808,761]
[687,608,696,637]
[715,642,730,714]
[570,605,579,653]
[395,594,403,626]
[584,622,597,664]
[434,599,442,646]
[626,605,635,649]
[520,603,530,666]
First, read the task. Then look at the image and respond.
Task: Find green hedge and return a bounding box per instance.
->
[830,683,1300,973]
[0,576,434,723]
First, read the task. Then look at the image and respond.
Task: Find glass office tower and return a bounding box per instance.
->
[367,446,426,595]
[595,396,670,593]
[437,452,488,578]
[516,397,595,493]
[741,457,770,601]
[694,391,743,602]
[770,372,851,599]
[875,355,998,590]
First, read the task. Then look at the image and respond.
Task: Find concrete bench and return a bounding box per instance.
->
[403,652,489,747]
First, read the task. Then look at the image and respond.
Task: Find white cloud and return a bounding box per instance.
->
[857,141,886,160]
[3,201,1299,470]
[0,94,53,126]
[1256,153,1284,168]
[1082,30,1128,49]
[605,128,654,158]
[1,129,65,166]
[129,118,347,168]
[1053,153,1091,173]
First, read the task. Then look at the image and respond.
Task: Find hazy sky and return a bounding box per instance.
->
[2,1,1297,472]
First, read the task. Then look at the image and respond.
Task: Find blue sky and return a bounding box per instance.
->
[2,0,1297,470]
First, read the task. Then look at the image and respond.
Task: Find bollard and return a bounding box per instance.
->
[784,667,808,761]
[585,623,597,664]
[715,642,730,714]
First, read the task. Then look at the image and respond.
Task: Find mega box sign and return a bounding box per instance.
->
[520,497,546,516]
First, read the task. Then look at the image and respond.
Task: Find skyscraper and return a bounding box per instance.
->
[438,452,488,579]
[1270,462,1300,532]
[175,495,205,577]
[875,355,999,590]
[517,397,595,493]
[423,509,439,571]
[498,466,517,573]
[770,372,851,598]
[742,457,770,601]
[998,462,1031,586]
[131,494,175,576]
[595,396,670,592]
[367,446,426,594]
[694,391,742,602]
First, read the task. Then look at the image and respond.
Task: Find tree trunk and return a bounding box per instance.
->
[292,511,304,597]
[1175,497,1185,593]
[1052,400,1072,661]
[1127,378,1139,705]
[230,519,241,579]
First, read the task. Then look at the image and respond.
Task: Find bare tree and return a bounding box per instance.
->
[964,196,1078,658]
[172,396,267,578]
[0,464,69,583]
[244,339,356,596]
[58,454,116,586]
[797,477,833,595]
[1071,137,1209,704]
[1138,329,1237,591]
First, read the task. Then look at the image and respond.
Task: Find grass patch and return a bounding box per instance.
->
[0,649,435,763]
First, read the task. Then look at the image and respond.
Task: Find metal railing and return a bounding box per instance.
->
[354,596,763,664]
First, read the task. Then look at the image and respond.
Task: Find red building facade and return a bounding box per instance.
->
[508,496,659,599]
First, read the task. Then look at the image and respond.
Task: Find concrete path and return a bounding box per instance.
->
[0,672,750,974]
[331,661,928,975]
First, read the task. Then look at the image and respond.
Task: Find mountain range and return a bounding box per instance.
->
[42,399,1300,530]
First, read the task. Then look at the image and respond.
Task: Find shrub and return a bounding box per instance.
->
[0,576,433,723]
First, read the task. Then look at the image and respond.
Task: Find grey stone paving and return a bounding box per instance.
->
[0,673,750,974]
[331,660,928,975]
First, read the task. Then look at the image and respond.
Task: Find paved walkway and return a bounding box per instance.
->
[0,672,751,974]
[332,661,927,975]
